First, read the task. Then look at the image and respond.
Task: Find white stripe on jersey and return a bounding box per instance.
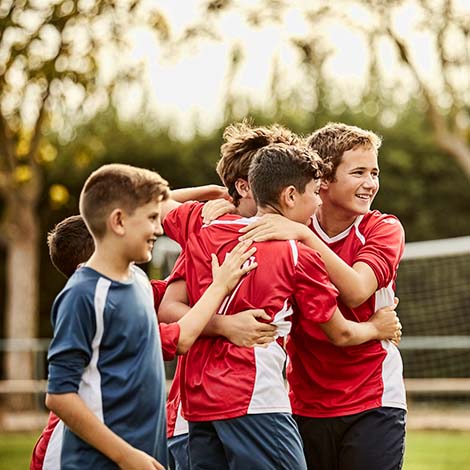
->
[77,277,111,421]
[312,214,366,244]
[289,240,298,266]
[247,341,291,414]
[376,281,407,412]
[43,420,64,470]
[173,402,189,437]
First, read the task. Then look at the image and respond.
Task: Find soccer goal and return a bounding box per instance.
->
[396,236,470,404]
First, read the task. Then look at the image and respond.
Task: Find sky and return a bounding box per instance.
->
[116,0,468,138]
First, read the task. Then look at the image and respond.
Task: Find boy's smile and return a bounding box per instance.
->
[123,200,163,264]
[320,146,379,220]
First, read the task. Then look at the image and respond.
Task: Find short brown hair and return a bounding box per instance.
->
[248,143,325,208]
[79,163,169,239]
[217,121,301,205]
[47,215,94,278]
[306,122,382,181]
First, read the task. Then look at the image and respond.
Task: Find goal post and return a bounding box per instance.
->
[396,236,470,401]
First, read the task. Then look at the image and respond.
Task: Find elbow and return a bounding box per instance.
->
[158,302,173,323]
[341,291,369,309]
[329,329,354,347]
[45,393,57,413]
[176,340,191,355]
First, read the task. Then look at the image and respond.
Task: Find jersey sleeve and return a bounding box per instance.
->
[294,244,339,329]
[159,322,181,361]
[47,291,96,394]
[355,215,405,289]
[151,279,168,312]
[163,201,204,249]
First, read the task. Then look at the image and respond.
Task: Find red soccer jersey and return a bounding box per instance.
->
[164,202,339,422]
[161,252,190,439]
[287,211,406,418]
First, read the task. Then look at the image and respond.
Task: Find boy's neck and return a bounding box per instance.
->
[86,243,132,282]
[316,206,357,238]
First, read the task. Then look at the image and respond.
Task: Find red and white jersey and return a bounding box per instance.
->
[162,253,189,438]
[166,358,189,438]
[287,211,406,418]
[164,202,338,422]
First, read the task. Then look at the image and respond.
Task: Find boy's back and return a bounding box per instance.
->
[47,264,167,469]
[166,202,338,422]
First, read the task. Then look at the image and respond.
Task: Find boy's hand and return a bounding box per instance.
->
[369,298,402,343]
[211,240,257,294]
[202,198,236,224]
[239,214,310,242]
[117,447,165,469]
[221,309,277,347]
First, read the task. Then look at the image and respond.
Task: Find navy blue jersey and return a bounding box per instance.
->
[47,265,167,469]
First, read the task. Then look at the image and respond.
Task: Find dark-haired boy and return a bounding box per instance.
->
[43,165,257,470]
[162,143,400,470]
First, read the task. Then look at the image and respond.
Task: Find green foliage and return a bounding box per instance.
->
[9,101,470,337]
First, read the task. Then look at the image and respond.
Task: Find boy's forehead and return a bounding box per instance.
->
[340,146,378,166]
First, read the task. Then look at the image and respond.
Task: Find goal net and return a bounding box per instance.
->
[396,236,470,405]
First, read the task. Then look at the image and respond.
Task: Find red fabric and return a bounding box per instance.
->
[30,412,60,469]
[164,202,338,422]
[287,210,405,418]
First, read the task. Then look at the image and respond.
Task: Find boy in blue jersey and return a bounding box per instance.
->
[45,164,258,470]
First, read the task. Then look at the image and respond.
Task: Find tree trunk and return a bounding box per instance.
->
[4,196,40,410]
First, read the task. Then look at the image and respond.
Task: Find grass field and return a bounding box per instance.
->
[1,430,470,469]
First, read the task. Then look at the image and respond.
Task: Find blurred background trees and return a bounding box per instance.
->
[0,0,468,394]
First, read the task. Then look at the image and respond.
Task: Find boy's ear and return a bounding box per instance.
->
[279,185,296,209]
[234,178,251,198]
[108,208,125,236]
[320,179,329,190]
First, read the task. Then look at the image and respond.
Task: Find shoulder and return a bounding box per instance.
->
[167,200,204,220]
[360,210,405,238]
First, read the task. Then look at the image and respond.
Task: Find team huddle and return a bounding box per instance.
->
[31,122,406,470]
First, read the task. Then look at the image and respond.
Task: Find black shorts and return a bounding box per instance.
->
[294,407,406,470]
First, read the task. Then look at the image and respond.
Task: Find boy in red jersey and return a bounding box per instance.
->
[159,121,299,470]
[239,122,406,470]
[161,142,401,470]
[31,185,258,469]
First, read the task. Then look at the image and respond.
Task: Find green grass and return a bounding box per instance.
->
[1,430,470,469]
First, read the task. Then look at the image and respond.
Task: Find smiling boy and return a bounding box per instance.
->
[240,123,406,470]
[45,164,169,470]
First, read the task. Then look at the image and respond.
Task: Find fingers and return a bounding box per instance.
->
[210,253,220,271]
[202,199,235,223]
[250,309,271,321]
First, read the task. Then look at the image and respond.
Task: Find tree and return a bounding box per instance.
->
[181,0,469,176]
[0,0,168,405]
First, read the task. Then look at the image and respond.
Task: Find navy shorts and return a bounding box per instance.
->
[294,407,406,470]
[189,413,307,470]
[168,433,190,470]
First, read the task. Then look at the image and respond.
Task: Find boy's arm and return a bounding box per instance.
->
[319,303,401,347]
[171,185,228,203]
[174,240,258,353]
[45,393,163,470]
[158,279,276,351]
[239,215,381,307]
[161,185,228,222]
